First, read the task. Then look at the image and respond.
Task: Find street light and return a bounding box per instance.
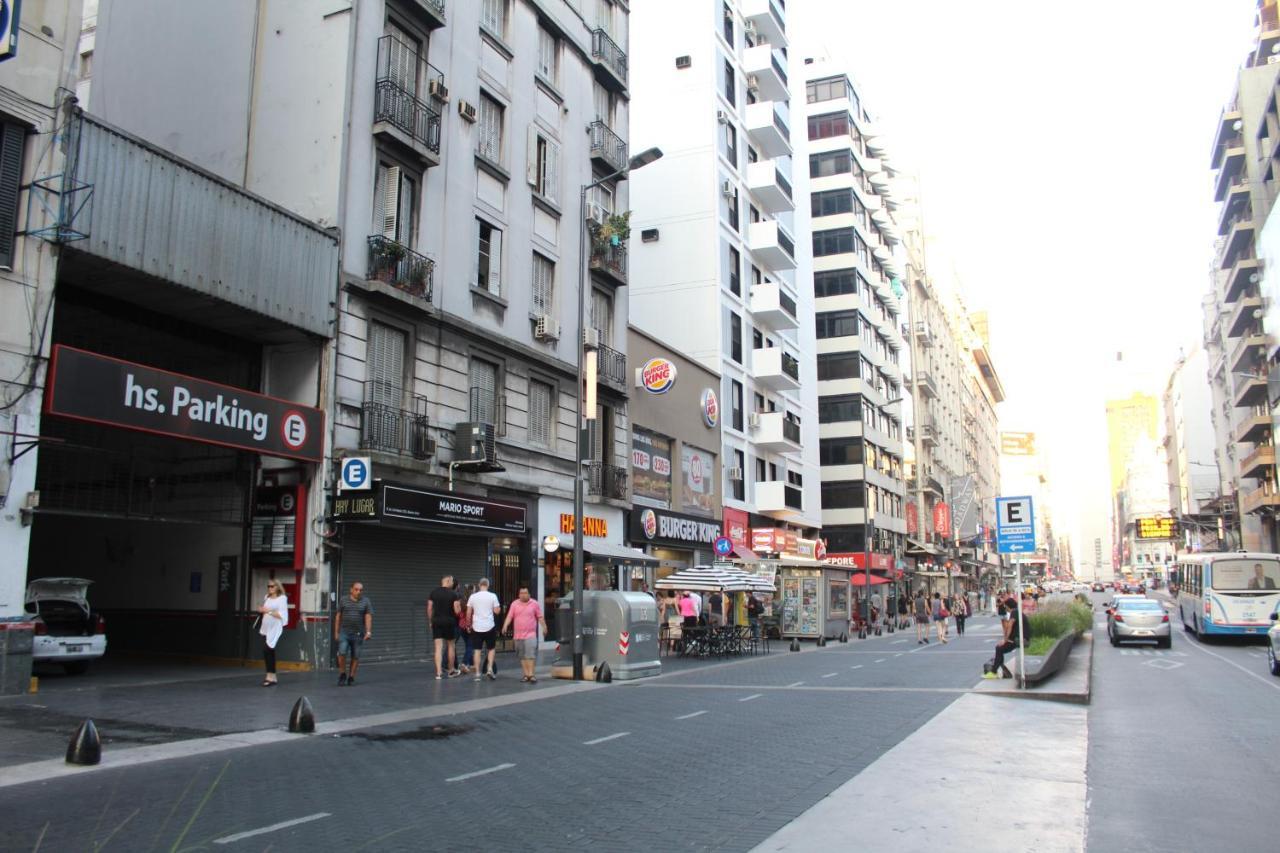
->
[863,395,903,633]
[571,147,664,681]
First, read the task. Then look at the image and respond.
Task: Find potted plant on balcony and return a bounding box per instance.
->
[375,239,407,283]
[407,261,428,297]
[590,211,630,250]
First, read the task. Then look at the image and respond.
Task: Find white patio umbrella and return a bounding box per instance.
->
[655,565,754,592]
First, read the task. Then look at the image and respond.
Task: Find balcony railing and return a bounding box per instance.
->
[361,383,433,459]
[589,241,628,284]
[589,120,628,174]
[781,350,800,382]
[776,226,795,260]
[367,235,434,300]
[771,52,788,86]
[591,28,628,88]
[596,342,628,392]
[776,169,793,199]
[374,36,443,156]
[782,417,801,444]
[588,461,628,500]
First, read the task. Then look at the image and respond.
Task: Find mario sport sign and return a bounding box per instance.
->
[637,358,677,394]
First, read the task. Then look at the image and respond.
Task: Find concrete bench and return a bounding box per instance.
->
[1022,633,1077,685]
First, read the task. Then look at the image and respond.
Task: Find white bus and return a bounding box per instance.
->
[1176,552,1280,638]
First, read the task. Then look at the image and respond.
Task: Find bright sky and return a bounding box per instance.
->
[792,0,1259,566]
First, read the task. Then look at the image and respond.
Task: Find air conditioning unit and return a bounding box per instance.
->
[458,99,478,122]
[534,314,561,342]
[455,422,497,465]
[721,180,735,198]
[716,109,729,125]
[748,412,761,428]
[726,467,744,481]
[585,202,608,225]
[428,79,450,102]
[583,327,600,350]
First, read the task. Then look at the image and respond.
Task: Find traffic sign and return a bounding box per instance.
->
[713,536,733,557]
[995,495,1036,554]
[340,457,371,492]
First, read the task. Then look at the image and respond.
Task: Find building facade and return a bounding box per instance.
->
[629,2,822,543]
[1163,345,1223,550]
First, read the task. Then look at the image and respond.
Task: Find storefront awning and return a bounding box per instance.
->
[565,538,659,564]
[730,544,759,561]
[776,556,828,569]
[850,574,891,586]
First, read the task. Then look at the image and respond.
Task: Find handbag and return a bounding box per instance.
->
[940,606,950,618]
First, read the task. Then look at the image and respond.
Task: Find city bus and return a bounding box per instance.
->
[1176,552,1280,638]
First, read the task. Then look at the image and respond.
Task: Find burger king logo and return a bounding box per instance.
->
[639,358,677,394]
[701,388,719,428]
[640,508,658,539]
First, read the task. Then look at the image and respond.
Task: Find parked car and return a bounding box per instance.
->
[1092,582,1106,592]
[25,577,107,674]
[1269,612,1280,677]
[1107,598,1171,648]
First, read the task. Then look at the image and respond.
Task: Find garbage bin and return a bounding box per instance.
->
[554,591,661,681]
[0,620,34,696]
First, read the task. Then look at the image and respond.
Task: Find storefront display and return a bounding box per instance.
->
[781,570,821,637]
[631,428,673,509]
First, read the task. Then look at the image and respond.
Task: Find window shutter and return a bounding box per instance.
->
[529,380,551,446]
[526,126,539,187]
[368,322,406,407]
[545,140,560,204]
[372,163,387,236]
[382,165,401,239]
[470,359,497,423]
[0,123,23,270]
[487,228,502,295]
[396,172,414,245]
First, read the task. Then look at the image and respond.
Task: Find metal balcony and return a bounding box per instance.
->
[745,101,791,158]
[913,320,934,347]
[1227,294,1263,338]
[409,0,446,29]
[743,45,788,101]
[591,28,628,92]
[753,346,800,390]
[589,120,628,174]
[914,371,939,400]
[748,219,796,270]
[1242,483,1280,514]
[1229,332,1269,374]
[589,240,627,285]
[373,36,443,167]
[1221,215,1256,268]
[755,480,803,517]
[1241,445,1276,480]
[367,235,434,301]
[1213,141,1246,202]
[907,423,938,447]
[360,384,434,459]
[587,461,628,500]
[1236,410,1271,444]
[741,0,787,47]
[746,160,794,213]
[1212,108,1242,167]
[1233,372,1269,408]
[1217,175,1250,236]
[749,281,798,331]
[750,410,802,452]
[596,342,628,394]
[1223,255,1260,304]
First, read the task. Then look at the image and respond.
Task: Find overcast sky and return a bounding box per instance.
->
[791,0,1259,565]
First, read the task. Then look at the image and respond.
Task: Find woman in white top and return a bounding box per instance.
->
[259,581,289,686]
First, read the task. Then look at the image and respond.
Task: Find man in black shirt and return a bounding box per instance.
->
[427,575,462,679]
[746,592,764,641]
[335,582,372,686]
[984,597,1020,679]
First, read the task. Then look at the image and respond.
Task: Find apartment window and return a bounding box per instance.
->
[477,93,504,163]
[591,289,613,345]
[811,189,853,218]
[475,218,503,295]
[382,22,422,97]
[532,253,554,315]
[814,269,858,298]
[813,228,855,257]
[731,379,744,431]
[809,150,852,178]
[469,357,500,423]
[787,470,804,487]
[815,310,859,339]
[821,481,865,509]
[817,353,859,381]
[723,59,736,107]
[526,127,560,202]
[752,327,763,351]
[481,0,508,38]
[728,187,740,232]
[819,395,862,423]
[820,437,863,466]
[529,379,554,448]
[732,449,746,501]
[753,391,766,413]
[367,321,407,408]
[751,265,762,287]
[807,112,851,141]
[593,82,617,126]
[729,311,742,363]
[722,1,734,44]
[748,204,760,225]
[747,145,758,165]
[768,462,778,481]
[728,246,741,296]
[806,75,853,105]
[536,25,559,84]
[1,123,28,263]
[724,123,738,169]
[755,456,766,483]
[373,161,417,245]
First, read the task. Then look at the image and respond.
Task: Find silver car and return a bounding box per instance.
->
[1107,598,1171,648]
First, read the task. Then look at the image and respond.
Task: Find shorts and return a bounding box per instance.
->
[432,621,457,641]
[337,632,363,658]
[473,628,498,650]
[914,614,929,625]
[515,638,538,660]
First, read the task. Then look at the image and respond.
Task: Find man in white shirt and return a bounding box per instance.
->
[467,578,502,681]
[689,590,703,619]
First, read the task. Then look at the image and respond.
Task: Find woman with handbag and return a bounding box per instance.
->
[258,580,289,686]
[932,592,950,644]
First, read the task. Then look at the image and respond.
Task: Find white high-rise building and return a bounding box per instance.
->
[629,2,822,537]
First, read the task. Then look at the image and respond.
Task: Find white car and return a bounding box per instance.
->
[25,577,107,674]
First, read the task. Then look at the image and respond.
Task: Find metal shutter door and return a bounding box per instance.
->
[341,526,487,662]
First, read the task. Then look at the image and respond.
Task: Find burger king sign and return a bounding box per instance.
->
[638,358,677,394]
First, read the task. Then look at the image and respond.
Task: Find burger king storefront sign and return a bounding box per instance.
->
[630,506,723,549]
[637,358,677,394]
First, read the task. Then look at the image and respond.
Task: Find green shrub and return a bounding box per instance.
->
[1026,601,1093,644]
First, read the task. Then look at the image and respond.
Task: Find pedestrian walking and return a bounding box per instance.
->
[457,582,477,674]
[913,590,930,644]
[502,585,547,683]
[954,593,969,636]
[467,578,502,681]
[428,575,462,679]
[334,581,372,686]
[897,595,909,630]
[932,592,950,644]
[257,580,289,687]
[746,591,763,641]
[661,590,682,653]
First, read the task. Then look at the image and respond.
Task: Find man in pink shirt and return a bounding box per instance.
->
[502,585,547,683]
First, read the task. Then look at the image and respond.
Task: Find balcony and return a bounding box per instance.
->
[1236,410,1271,444]
[360,384,434,460]
[748,219,797,270]
[1241,445,1276,480]
[367,236,434,301]
[741,0,787,47]
[408,0,446,29]
[1227,294,1263,338]
[907,423,938,447]
[753,346,800,391]
[1233,371,1269,408]
[1213,141,1246,202]
[589,119,628,174]
[869,169,893,193]
[750,410,802,452]
[589,240,627,285]
[745,160,794,213]
[913,320,934,347]
[373,36,443,167]
[1217,175,1250,236]
[1242,483,1280,514]
[587,461,629,500]
[745,101,792,158]
[743,45,788,101]
[1212,108,1242,165]
[1229,332,1269,374]
[914,371,939,400]
[1221,214,1256,267]
[1223,256,1261,304]
[591,28,628,92]
[749,281,798,331]
[596,342,628,394]
[756,480,803,518]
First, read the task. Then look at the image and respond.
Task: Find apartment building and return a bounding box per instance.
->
[629,2,824,543]
[1204,0,1280,551]
[1162,345,1222,550]
[956,308,1004,577]
[84,0,643,663]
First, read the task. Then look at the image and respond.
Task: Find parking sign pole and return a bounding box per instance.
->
[1016,560,1025,689]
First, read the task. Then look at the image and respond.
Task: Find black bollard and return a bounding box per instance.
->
[875,626,882,636]
[817,635,827,647]
[288,697,316,734]
[789,637,801,652]
[840,633,848,643]
[595,661,613,683]
[66,719,101,766]
[858,627,867,639]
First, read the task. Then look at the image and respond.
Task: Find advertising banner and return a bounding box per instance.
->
[631,428,673,509]
[681,444,716,516]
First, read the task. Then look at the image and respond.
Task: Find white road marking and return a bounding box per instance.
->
[739,694,763,702]
[821,672,839,679]
[213,813,332,845]
[1184,640,1280,692]
[850,665,863,670]
[675,710,709,720]
[584,731,633,744]
[446,763,515,783]
[891,639,909,645]
[786,681,805,688]
[874,659,887,664]
[894,653,903,657]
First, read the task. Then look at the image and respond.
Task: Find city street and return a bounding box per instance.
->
[0,592,1275,851]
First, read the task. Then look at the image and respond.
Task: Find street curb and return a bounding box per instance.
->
[972,633,1092,705]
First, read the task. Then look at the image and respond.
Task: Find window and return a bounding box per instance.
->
[731,379,744,431]
[729,311,742,363]
[821,481,865,509]
[817,353,859,381]
[536,26,559,83]
[373,161,417,245]
[475,219,503,295]
[722,2,734,44]
[728,246,741,296]
[813,228,856,257]
[382,22,422,97]
[811,189,853,218]
[820,437,863,466]
[752,327,763,351]
[810,150,852,178]
[469,357,500,424]
[532,253,554,315]
[0,121,21,268]
[815,310,859,339]
[787,470,804,487]
[477,93,504,163]
[593,83,617,126]
[754,456,766,483]
[806,76,854,106]
[807,112,851,141]
[753,392,766,413]
[724,123,738,169]
[727,186,739,231]
[481,0,508,37]
[814,269,859,298]
[529,379,554,447]
[723,59,736,107]
[591,289,613,345]
[732,449,746,501]
[367,321,407,407]
[819,395,861,423]
[526,127,560,202]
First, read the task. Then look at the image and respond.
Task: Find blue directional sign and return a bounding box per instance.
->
[995,495,1036,554]
[340,456,371,492]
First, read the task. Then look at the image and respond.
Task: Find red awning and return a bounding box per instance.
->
[731,544,759,561]
[849,574,890,586]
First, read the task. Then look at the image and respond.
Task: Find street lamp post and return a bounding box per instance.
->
[571,147,663,681]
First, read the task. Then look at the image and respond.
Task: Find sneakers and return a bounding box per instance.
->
[435,674,443,680]
[474,674,482,682]
[982,671,999,679]
[448,669,461,678]
[346,677,355,686]
[486,670,496,681]
[337,673,348,686]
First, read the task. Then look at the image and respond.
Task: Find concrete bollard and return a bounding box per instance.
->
[288,697,316,734]
[66,719,101,766]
